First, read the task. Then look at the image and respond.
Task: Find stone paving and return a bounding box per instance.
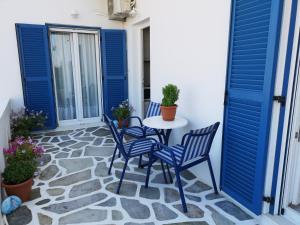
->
[6,126,259,225]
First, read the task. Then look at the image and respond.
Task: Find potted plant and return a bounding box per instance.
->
[161,84,180,121]
[112,99,134,128]
[2,137,44,201]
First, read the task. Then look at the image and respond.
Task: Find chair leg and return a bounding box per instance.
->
[174,167,187,213]
[108,146,118,175]
[166,164,173,183]
[160,160,168,184]
[118,149,121,158]
[145,154,154,188]
[138,155,143,168]
[116,159,129,194]
[207,157,218,194]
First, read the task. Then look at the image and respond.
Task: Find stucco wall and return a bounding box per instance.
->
[126,0,232,186]
[0,0,123,110]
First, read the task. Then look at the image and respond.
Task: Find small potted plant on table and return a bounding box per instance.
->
[112,99,134,128]
[2,137,44,202]
[161,84,180,121]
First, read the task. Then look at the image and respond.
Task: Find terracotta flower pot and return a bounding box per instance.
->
[118,119,129,128]
[2,178,33,202]
[161,105,177,121]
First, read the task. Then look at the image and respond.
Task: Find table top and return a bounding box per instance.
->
[143,116,188,130]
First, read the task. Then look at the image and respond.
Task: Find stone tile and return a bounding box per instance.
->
[103,177,114,184]
[56,196,65,201]
[75,137,95,142]
[62,148,72,152]
[59,208,107,224]
[97,197,116,207]
[36,199,50,206]
[46,147,60,153]
[106,181,137,197]
[205,193,224,200]
[69,142,89,149]
[125,223,154,225]
[61,135,71,141]
[58,140,77,147]
[113,162,128,170]
[185,181,211,193]
[186,194,202,202]
[49,170,91,187]
[139,185,160,200]
[41,137,51,143]
[215,200,252,221]
[59,158,93,173]
[45,130,73,136]
[152,202,178,221]
[55,152,69,159]
[71,149,82,157]
[69,179,101,198]
[47,188,65,196]
[163,222,208,225]
[37,182,45,186]
[73,131,84,137]
[85,146,114,157]
[181,170,197,180]
[164,188,180,203]
[6,206,32,225]
[115,170,146,182]
[51,137,60,143]
[105,138,114,143]
[173,204,204,218]
[121,198,150,219]
[85,127,99,132]
[151,172,175,184]
[43,193,107,214]
[95,162,110,177]
[206,205,235,225]
[30,188,41,200]
[38,213,52,225]
[93,128,111,136]
[112,210,123,220]
[40,165,59,181]
[38,154,51,166]
[93,138,104,146]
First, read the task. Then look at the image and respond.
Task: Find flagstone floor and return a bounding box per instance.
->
[6,126,259,225]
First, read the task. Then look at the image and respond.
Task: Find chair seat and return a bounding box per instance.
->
[124,126,158,138]
[124,139,154,156]
[153,144,185,165]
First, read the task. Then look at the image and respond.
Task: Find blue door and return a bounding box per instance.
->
[101,29,128,118]
[221,0,283,215]
[16,24,57,129]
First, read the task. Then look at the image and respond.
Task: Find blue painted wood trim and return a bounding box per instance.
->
[270,0,299,214]
[45,23,101,31]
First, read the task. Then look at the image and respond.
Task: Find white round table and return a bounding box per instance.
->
[143,116,188,145]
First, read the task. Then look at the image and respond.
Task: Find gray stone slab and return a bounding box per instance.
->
[61,135,71,141]
[58,158,93,173]
[75,137,95,142]
[36,199,50,206]
[56,196,65,201]
[93,138,104,146]
[69,179,101,198]
[85,127,99,132]
[30,188,41,201]
[55,152,69,159]
[47,188,65,196]
[95,162,110,177]
[115,170,146,182]
[69,142,89,149]
[112,210,123,221]
[164,188,180,203]
[40,165,59,181]
[205,193,224,200]
[215,200,252,221]
[97,197,116,207]
[41,137,51,143]
[71,149,82,157]
[206,205,235,225]
[43,193,107,214]
[113,162,128,170]
[106,181,137,197]
[186,194,202,202]
[185,181,211,193]
[59,208,107,224]
[125,223,154,225]
[139,185,160,200]
[46,147,60,153]
[103,177,114,184]
[173,203,204,218]
[38,213,52,225]
[58,140,77,147]
[85,146,114,157]
[181,170,197,180]
[38,154,51,166]
[163,222,208,225]
[120,198,150,219]
[105,138,114,143]
[45,130,73,136]
[7,206,32,225]
[49,170,91,187]
[152,202,178,221]
[151,172,175,184]
[62,148,72,152]
[92,128,111,136]
[73,131,84,137]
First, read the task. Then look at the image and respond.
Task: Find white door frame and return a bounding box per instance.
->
[49,28,103,127]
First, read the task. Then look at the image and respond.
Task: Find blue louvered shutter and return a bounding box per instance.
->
[221,0,282,215]
[16,24,57,129]
[101,29,128,118]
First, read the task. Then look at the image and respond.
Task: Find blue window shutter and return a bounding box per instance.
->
[221,0,283,215]
[16,24,57,129]
[101,29,128,118]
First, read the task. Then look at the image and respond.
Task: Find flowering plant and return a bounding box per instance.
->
[3,137,44,165]
[11,108,47,139]
[111,99,134,120]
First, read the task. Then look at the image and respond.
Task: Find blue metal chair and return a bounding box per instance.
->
[103,114,157,194]
[145,122,220,212]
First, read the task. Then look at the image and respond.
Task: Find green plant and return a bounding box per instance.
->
[11,109,47,139]
[112,99,134,120]
[2,160,36,185]
[161,84,180,107]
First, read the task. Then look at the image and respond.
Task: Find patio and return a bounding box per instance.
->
[5,125,258,225]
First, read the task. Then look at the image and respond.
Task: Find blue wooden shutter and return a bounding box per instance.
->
[221,0,283,215]
[101,29,128,118]
[16,24,57,129]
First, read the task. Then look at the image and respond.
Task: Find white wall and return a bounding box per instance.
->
[0,0,123,110]
[126,0,231,186]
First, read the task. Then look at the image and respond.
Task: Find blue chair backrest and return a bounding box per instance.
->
[145,102,161,118]
[181,122,220,165]
[103,114,122,146]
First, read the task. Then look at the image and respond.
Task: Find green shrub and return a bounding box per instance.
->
[112,99,133,120]
[161,84,180,107]
[3,160,36,185]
